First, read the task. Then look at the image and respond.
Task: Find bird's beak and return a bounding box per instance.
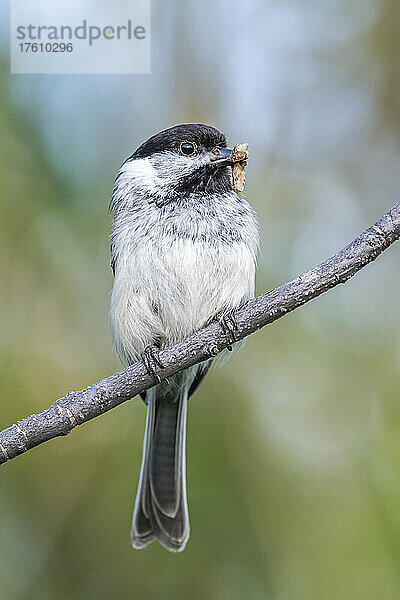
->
[210,147,234,165]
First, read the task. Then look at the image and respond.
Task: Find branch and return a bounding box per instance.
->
[1,201,399,466]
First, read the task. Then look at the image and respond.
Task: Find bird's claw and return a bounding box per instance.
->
[141,345,166,385]
[218,312,239,350]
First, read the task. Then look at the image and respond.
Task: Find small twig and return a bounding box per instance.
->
[0,200,399,465]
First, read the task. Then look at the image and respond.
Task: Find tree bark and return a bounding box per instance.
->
[0,200,399,466]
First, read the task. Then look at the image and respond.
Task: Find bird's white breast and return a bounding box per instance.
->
[109,191,258,365]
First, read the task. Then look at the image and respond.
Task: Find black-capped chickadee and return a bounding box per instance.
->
[109,124,259,552]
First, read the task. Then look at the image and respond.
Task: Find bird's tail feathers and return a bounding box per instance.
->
[131,384,189,553]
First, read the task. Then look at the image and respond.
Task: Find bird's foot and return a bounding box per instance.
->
[218,311,240,351]
[141,345,167,385]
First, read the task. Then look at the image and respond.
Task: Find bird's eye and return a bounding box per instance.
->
[180,142,197,156]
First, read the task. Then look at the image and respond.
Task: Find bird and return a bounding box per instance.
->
[109,123,259,552]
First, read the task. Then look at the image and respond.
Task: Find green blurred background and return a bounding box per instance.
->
[1,1,400,598]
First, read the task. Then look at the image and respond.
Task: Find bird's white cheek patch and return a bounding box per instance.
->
[120,157,165,197]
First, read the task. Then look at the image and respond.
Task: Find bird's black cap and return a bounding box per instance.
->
[131,124,227,159]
